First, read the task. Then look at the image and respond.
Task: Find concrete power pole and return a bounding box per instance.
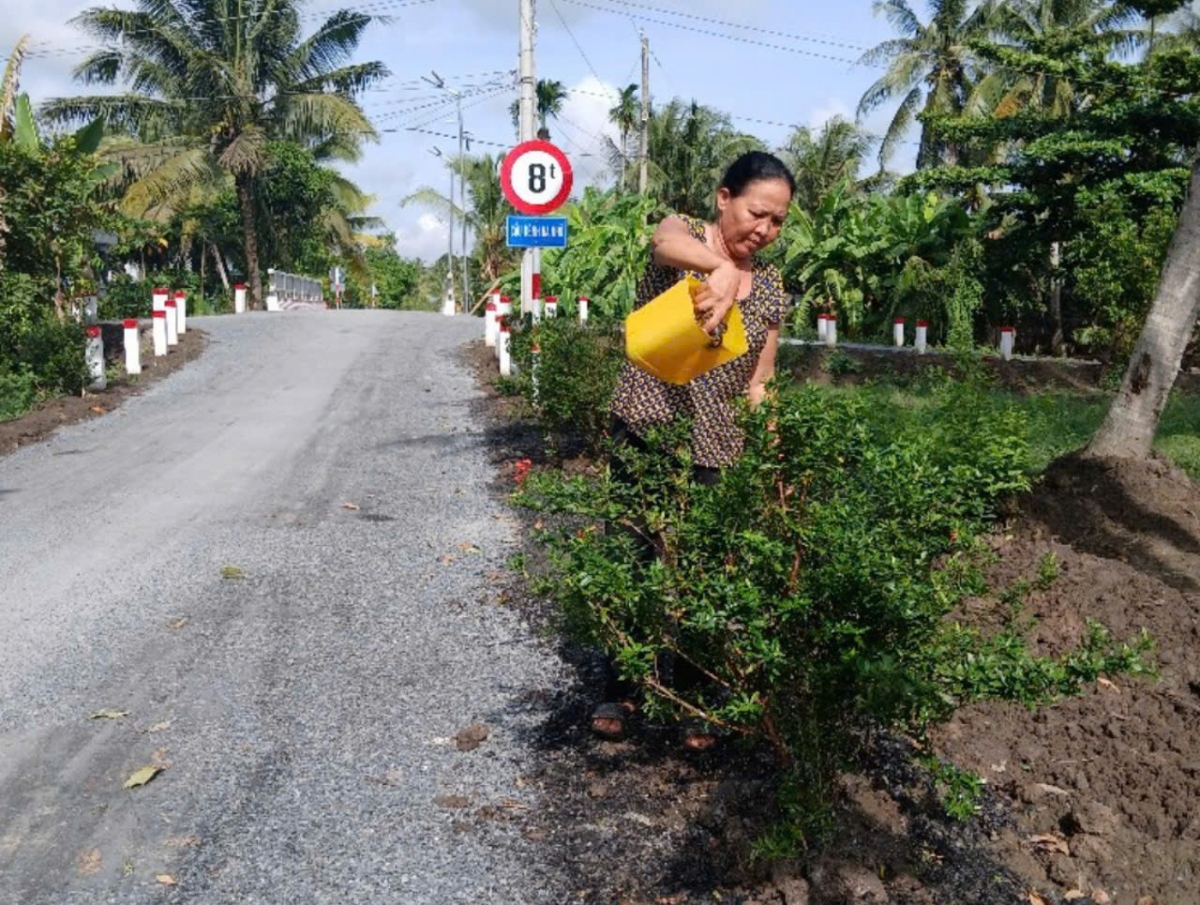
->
[519,0,537,320]
[639,32,650,194]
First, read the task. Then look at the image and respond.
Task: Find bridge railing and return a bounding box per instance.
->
[265,269,326,311]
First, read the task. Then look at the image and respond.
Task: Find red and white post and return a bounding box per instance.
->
[496,296,512,360]
[152,310,168,357]
[175,290,188,334]
[825,315,838,347]
[915,320,928,354]
[85,325,106,391]
[123,319,141,375]
[544,295,558,318]
[485,289,500,348]
[1000,326,1015,361]
[152,287,169,316]
[817,313,828,343]
[498,317,512,377]
[234,283,247,314]
[165,298,179,347]
[578,295,589,324]
[893,318,905,348]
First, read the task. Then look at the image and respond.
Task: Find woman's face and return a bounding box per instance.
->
[715,178,792,261]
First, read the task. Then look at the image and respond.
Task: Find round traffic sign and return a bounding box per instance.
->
[500,140,574,215]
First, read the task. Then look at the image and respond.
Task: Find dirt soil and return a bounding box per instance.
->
[0,323,205,457]
[464,339,1200,905]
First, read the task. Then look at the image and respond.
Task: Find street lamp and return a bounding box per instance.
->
[424,71,470,312]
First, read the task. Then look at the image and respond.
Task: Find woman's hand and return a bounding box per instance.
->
[693,261,740,333]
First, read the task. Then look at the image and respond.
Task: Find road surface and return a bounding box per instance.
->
[0,311,568,904]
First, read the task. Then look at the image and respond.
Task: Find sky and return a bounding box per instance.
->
[3,0,911,262]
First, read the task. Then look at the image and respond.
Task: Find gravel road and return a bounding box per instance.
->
[0,311,570,904]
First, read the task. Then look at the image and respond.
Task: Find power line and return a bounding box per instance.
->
[546,0,604,85]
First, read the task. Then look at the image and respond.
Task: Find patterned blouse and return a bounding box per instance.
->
[611,214,790,468]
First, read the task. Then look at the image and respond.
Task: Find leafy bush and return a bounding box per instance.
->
[508,317,625,453]
[97,276,153,320]
[516,377,1151,847]
[0,368,36,421]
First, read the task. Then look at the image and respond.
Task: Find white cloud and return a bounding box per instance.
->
[807,98,853,132]
[552,76,620,190]
[393,212,451,262]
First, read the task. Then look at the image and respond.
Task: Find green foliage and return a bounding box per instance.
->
[0,368,35,421]
[516,375,1153,848]
[362,238,421,310]
[919,756,985,822]
[508,318,625,453]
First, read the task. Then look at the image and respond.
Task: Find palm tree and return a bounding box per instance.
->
[608,83,640,189]
[778,117,872,212]
[401,153,515,288]
[857,0,997,169]
[509,78,569,140]
[44,0,387,308]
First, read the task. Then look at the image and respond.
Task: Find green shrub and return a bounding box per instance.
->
[0,368,36,421]
[509,317,625,453]
[516,378,1152,849]
[97,277,153,320]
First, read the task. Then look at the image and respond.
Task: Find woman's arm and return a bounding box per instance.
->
[650,216,740,332]
[748,325,779,408]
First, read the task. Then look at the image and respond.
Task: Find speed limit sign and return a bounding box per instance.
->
[500,140,574,215]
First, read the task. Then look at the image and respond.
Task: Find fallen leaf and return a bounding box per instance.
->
[89,709,129,721]
[342,502,360,511]
[498,797,530,810]
[454,723,491,752]
[166,617,189,630]
[1030,833,1070,855]
[1092,891,1112,905]
[1097,677,1120,693]
[90,405,107,415]
[433,794,471,809]
[1028,893,1050,905]
[457,542,481,554]
[156,874,177,886]
[366,769,405,787]
[123,765,164,789]
[438,554,456,565]
[219,565,245,580]
[76,848,102,875]
[122,857,134,877]
[1064,892,1086,902]
[1035,783,1071,797]
[148,720,172,734]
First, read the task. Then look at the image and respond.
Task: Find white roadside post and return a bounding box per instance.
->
[894,317,905,348]
[825,315,838,348]
[152,286,168,316]
[485,289,500,348]
[915,320,928,354]
[123,319,141,375]
[152,309,168,357]
[498,317,512,377]
[266,269,280,312]
[234,283,247,314]
[165,298,179,347]
[1000,326,1015,361]
[578,295,589,323]
[175,290,187,334]
[817,313,828,343]
[544,295,558,318]
[496,296,512,360]
[84,295,98,325]
[85,325,106,391]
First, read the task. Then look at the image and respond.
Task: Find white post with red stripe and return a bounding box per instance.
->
[152,287,169,316]
[1000,326,1015,361]
[530,251,543,323]
[175,290,187,334]
[825,316,838,347]
[915,320,928,354]
[85,325,106,391]
[152,310,168,357]
[234,283,247,314]
[496,296,512,360]
[165,298,179,347]
[544,295,558,319]
[498,318,512,377]
[817,313,828,342]
[578,295,589,324]
[485,290,500,348]
[893,318,905,348]
[123,319,141,375]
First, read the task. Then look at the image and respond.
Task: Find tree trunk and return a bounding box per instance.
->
[235,174,263,310]
[1049,240,1064,356]
[1085,156,1200,460]
[210,242,230,291]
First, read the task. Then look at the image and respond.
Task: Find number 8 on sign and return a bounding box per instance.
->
[500,140,574,215]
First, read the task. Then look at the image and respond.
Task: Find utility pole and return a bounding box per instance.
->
[519,0,537,320]
[458,118,470,311]
[429,145,454,309]
[639,31,650,194]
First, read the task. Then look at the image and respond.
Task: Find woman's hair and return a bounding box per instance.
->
[719,151,796,199]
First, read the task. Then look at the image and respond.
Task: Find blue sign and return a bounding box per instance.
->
[506,215,568,249]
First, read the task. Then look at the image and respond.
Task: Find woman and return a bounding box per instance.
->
[593,151,794,742]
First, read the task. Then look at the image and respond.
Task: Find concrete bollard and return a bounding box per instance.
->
[1000,326,1015,361]
[825,316,838,348]
[498,318,512,377]
[544,296,558,319]
[84,295,98,325]
[165,299,179,347]
[175,290,187,334]
[234,283,247,314]
[152,287,169,317]
[485,298,498,348]
[123,319,141,375]
[817,313,828,342]
[152,309,168,357]
[85,325,106,391]
[915,320,928,354]
[496,296,513,360]
[894,318,905,348]
[578,295,589,323]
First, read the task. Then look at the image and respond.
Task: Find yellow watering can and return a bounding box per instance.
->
[625,277,748,385]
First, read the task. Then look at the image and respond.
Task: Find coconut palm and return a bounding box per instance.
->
[44,0,387,308]
[858,0,997,169]
[509,78,570,139]
[778,117,873,212]
[608,83,640,189]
